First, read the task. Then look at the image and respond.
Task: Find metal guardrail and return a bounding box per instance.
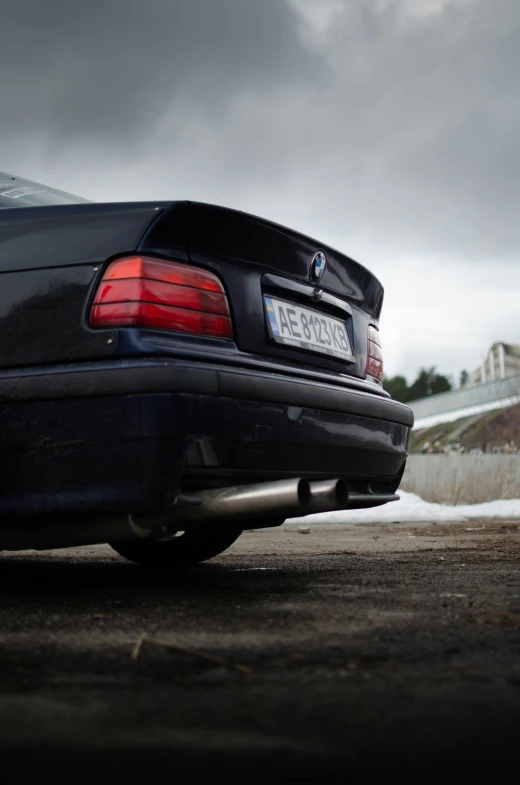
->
[409,372,520,427]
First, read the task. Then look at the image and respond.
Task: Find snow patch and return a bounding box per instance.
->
[413,395,520,430]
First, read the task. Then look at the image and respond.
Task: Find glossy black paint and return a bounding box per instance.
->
[0,393,190,517]
[0,202,169,368]
[0,265,116,368]
[0,358,412,424]
[0,195,413,524]
[186,202,383,315]
[0,202,167,272]
[142,201,384,380]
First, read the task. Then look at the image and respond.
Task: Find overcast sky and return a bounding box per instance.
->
[1,0,519,383]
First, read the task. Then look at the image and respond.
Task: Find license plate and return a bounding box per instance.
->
[264,296,353,361]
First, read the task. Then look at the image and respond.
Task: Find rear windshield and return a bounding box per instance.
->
[0,172,88,208]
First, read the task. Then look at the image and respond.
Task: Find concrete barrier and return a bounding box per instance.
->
[401,454,520,504]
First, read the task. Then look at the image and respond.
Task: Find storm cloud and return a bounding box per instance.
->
[1,0,323,139]
[1,0,520,379]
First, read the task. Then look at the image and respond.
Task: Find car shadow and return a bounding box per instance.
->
[0,548,325,687]
[0,548,315,602]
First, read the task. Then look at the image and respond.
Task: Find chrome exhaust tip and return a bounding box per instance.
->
[307,479,349,514]
[170,477,312,524]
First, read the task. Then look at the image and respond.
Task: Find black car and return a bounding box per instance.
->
[0,172,413,566]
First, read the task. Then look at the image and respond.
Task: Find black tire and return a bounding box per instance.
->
[110,526,243,567]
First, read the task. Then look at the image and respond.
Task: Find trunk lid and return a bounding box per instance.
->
[181,202,383,381]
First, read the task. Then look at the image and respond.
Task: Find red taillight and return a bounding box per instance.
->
[90,256,233,340]
[366,325,383,381]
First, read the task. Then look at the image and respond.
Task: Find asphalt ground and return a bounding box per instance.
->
[1,520,519,783]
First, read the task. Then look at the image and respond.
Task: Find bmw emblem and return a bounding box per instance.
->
[310,251,327,283]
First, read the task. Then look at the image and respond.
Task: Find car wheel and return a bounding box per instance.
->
[110,526,244,567]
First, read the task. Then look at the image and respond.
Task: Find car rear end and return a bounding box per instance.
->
[0,188,412,532]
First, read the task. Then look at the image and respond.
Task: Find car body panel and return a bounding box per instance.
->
[0,202,171,368]
[0,202,167,272]
[0,178,413,532]
[142,201,383,381]
[0,265,116,367]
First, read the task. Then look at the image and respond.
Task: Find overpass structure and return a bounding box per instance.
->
[410,372,520,430]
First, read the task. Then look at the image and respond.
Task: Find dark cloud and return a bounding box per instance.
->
[2,0,520,376]
[0,0,324,142]
[3,0,519,264]
[231,0,520,262]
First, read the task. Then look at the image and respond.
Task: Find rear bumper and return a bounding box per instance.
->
[0,359,412,518]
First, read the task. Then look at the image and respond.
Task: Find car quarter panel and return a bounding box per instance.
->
[0,202,181,368]
[0,202,173,272]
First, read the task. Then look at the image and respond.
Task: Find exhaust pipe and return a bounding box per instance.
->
[0,479,397,552]
[1,479,379,552]
[169,478,312,524]
[307,479,349,514]
[347,492,399,509]
[0,478,312,551]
